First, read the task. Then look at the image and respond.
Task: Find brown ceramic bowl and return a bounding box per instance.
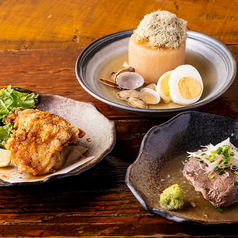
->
[126,111,238,225]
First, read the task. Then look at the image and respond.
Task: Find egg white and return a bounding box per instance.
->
[156,70,173,103]
[168,65,203,105]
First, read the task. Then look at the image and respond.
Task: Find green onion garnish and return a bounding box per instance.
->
[215,206,224,213]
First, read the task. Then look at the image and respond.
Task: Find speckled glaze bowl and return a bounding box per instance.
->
[126,111,238,225]
[0,88,116,186]
[75,30,237,117]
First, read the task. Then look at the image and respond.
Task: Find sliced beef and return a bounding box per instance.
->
[183,157,238,206]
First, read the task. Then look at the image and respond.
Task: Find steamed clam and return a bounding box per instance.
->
[139,87,160,105]
[116,89,140,101]
[110,66,135,82]
[127,97,148,109]
[121,85,161,108]
[99,78,119,88]
[116,87,161,109]
[144,83,157,90]
[99,63,203,109]
[116,89,147,109]
[116,72,144,89]
[99,66,144,90]
[99,64,163,109]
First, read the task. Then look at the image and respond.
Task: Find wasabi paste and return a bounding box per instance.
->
[160,184,184,210]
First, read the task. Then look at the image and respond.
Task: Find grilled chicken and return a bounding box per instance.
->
[3,109,85,176]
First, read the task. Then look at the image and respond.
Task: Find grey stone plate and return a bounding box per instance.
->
[75,30,236,117]
[126,111,238,225]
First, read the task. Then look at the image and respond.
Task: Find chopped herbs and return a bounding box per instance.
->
[209,154,215,162]
[222,145,230,166]
[216,147,223,154]
[215,206,224,213]
[187,138,238,176]
[214,166,225,175]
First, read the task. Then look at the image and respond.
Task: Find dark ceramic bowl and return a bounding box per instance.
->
[126,111,238,225]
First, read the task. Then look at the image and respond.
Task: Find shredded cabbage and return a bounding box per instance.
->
[187,138,238,173]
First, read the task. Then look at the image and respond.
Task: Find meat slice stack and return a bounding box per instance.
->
[183,157,238,206]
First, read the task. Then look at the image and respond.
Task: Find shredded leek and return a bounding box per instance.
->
[187,138,238,174]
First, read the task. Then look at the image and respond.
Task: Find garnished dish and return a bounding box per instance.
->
[160,138,238,212]
[100,63,203,109]
[2,108,86,176]
[126,111,238,225]
[76,19,236,116]
[128,10,187,83]
[0,87,116,185]
[184,138,238,208]
[99,10,204,109]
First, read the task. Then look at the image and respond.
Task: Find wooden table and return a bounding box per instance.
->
[0,0,237,237]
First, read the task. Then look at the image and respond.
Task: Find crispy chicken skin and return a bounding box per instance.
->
[3,109,85,176]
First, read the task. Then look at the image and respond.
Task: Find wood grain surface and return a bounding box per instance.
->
[0,0,237,237]
[0,0,237,50]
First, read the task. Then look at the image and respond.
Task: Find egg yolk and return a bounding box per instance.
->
[177,77,202,99]
[160,73,171,97]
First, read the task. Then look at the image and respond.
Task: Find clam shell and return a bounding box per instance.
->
[110,66,135,82]
[144,83,157,90]
[99,78,119,88]
[127,96,148,109]
[116,72,144,90]
[140,88,160,105]
[116,89,140,101]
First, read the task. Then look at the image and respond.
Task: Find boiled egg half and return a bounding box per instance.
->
[156,70,173,103]
[169,65,203,105]
[157,65,203,105]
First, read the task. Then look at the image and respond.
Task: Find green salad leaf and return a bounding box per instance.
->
[0,86,38,147]
[0,123,13,141]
